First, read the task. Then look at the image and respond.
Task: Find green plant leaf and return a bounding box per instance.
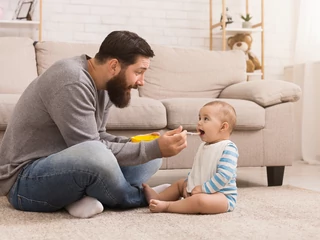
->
[241,13,252,22]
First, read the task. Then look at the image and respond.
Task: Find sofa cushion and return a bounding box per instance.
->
[106,97,167,130]
[0,95,164,131]
[0,37,38,94]
[35,41,141,97]
[219,80,302,107]
[139,45,247,100]
[161,98,265,131]
[0,94,21,130]
[35,41,99,75]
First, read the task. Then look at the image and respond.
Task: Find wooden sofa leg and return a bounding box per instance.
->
[266,166,285,186]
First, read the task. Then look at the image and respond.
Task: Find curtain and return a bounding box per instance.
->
[293,0,320,164]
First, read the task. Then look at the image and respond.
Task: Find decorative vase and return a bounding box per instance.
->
[242,22,252,28]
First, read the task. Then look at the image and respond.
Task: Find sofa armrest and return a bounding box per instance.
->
[218,80,302,107]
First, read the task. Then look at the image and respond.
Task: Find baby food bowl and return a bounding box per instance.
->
[131,134,160,143]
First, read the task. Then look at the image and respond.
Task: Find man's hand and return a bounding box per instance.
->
[157,126,187,157]
[191,185,202,195]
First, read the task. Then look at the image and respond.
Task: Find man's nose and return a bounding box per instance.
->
[137,75,144,86]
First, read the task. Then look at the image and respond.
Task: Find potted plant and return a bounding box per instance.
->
[241,13,253,28]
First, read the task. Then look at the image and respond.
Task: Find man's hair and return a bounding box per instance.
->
[204,100,237,133]
[95,31,155,66]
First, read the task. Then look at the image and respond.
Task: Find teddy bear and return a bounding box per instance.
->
[227,33,261,73]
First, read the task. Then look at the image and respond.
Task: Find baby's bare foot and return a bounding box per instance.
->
[149,199,170,213]
[142,183,160,203]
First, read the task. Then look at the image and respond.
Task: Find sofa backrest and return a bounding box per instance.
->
[139,44,247,99]
[0,37,38,94]
[35,41,99,75]
[35,41,247,100]
[35,40,141,97]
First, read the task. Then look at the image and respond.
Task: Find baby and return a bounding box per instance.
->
[143,100,239,214]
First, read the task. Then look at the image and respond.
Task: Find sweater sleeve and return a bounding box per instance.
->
[202,143,239,193]
[47,82,162,166]
[99,131,130,143]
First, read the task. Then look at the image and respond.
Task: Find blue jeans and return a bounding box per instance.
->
[7,141,162,212]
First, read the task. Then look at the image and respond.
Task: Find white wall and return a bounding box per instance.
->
[0,0,296,80]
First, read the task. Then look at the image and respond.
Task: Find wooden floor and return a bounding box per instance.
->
[147,160,320,192]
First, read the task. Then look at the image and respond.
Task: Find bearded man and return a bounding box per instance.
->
[0,31,187,218]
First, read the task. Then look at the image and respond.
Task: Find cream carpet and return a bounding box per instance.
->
[0,185,319,240]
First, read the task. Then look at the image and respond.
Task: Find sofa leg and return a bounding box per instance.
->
[266,166,285,186]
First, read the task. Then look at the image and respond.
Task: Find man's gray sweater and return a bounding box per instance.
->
[0,55,161,196]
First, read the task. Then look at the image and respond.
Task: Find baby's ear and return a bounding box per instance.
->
[221,122,229,131]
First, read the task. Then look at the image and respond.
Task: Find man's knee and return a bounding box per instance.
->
[149,158,163,172]
[75,140,106,153]
[67,141,117,171]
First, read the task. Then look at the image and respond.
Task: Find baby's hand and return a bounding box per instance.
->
[191,185,202,195]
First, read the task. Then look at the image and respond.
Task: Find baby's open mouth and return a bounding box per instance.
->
[199,130,205,135]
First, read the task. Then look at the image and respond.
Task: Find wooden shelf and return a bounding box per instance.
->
[0,0,42,41]
[209,0,265,79]
[0,20,40,27]
[246,72,263,76]
[217,27,263,35]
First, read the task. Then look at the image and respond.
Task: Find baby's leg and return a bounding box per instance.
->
[149,192,228,214]
[142,183,160,203]
[143,179,185,203]
[152,183,171,193]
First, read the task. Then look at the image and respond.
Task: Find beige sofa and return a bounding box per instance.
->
[0,37,302,186]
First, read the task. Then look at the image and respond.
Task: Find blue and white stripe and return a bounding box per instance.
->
[202,142,238,198]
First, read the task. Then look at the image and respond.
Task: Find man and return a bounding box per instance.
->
[0,31,187,218]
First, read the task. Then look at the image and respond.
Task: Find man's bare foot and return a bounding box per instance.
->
[149,199,170,213]
[142,183,159,203]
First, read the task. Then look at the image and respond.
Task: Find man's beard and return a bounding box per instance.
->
[106,69,131,108]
